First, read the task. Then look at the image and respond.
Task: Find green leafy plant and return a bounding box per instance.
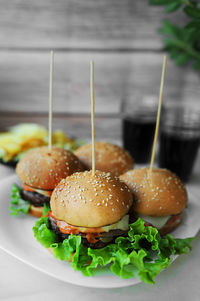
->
[150,0,200,70]
[33,217,194,284]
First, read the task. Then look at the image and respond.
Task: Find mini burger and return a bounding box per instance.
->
[74,141,134,177]
[14,146,84,217]
[120,168,187,235]
[48,170,133,248]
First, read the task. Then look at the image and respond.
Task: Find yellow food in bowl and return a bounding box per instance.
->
[0,124,82,162]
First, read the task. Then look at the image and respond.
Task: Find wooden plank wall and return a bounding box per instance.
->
[0,0,199,141]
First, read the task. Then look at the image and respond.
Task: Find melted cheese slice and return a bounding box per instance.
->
[138,214,170,229]
[33,188,52,197]
[72,214,129,233]
[24,185,52,197]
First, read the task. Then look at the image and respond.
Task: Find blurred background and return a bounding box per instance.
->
[0,0,199,180]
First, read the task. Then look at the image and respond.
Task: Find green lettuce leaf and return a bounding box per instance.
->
[33,217,59,248]
[10,184,30,216]
[43,203,51,215]
[33,217,194,284]
[173,237,194,254]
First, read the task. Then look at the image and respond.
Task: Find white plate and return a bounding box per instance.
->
[0,164,15,180]
[0,175,199,288]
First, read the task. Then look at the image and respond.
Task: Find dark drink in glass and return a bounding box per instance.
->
[158,105,200,182]
[123,117,156,163]
[159,131,200,182]
[122,96,158,164]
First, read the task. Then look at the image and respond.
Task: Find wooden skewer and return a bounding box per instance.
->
[48,50,54,152]
[149,55,167,174]
[90,60,95,176]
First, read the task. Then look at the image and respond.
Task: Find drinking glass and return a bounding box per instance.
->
[158,104,200,182]
[122,96,158,164]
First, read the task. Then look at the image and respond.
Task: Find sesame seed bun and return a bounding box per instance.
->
[50,170,133,227]
[120,168,187,216]
[74,142,134,177]
[16,146,84,190]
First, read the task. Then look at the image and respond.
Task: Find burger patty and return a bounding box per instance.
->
[20,189,50,207]
[48,215,129,249]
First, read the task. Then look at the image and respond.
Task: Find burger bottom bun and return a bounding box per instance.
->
[29,205,43,218]
[159,213,183,235]
[144,213,183,236]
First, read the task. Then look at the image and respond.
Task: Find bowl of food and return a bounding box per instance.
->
[0,123,83,166]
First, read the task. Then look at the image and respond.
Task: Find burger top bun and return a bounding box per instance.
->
[16,146,84,190]
[50,170,133,227]
[74,141,134,177]
[120,168,187,216]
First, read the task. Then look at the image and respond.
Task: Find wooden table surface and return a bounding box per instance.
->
[0,0,199,143]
